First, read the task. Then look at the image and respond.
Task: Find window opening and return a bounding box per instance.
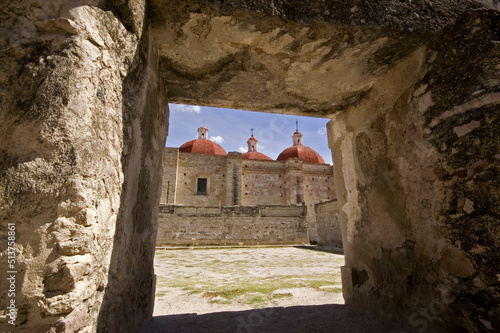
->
[197,178,207,195]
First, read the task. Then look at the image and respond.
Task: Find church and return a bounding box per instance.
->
[157,126,339,245]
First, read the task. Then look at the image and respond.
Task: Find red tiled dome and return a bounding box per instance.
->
[242,151,272,160]
[179,139,227,155]
[277,145,325,163]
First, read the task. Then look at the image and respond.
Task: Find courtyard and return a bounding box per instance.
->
[144,246,411,332]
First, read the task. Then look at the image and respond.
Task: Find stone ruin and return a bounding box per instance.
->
[0,0,499,332]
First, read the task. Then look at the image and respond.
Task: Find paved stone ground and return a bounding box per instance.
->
[143,246,412,333]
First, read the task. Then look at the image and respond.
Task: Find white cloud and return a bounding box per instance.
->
[317,127,326,135]
[210,136,224,144]
[238,146,247,153]
[175,104,201,114]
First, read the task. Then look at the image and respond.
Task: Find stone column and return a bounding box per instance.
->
[226,152,242,206]
[284,159,304,205]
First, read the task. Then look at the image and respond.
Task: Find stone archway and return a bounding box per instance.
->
[1,1,498,332]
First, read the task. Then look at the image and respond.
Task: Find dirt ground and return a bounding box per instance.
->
[143,246,412,333]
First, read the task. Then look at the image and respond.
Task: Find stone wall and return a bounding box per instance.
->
[162,149,335,242]
[0,1,167,332]
[478,0,500,10]
[157,204,308,245]
[315,200,342,246]
[330,9,500,332]
[96,25,168,333]
[2,0,498,332]
[241,160,287,206]
[302,164,337,242]
[151,0,486,116]
[175,152,228,206]
[160,148,179,204]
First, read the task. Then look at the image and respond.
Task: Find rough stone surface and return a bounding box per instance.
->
[1,0,498,332]
[1,0,167,332]
[329,9,500,332]
[478,0,500,10]
[315,200,342,246]
[150,0,489,116]
[152,0,487,32]
[96,22,168,333]
[157,204,308,245]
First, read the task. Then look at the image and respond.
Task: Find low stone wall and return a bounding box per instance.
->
[157,205,308,246]
[315,200,342,246]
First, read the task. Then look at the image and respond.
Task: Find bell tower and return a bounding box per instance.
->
[292,120,303,146]
[292,131,303,146]
[247,128,258,152]
[197,126,208,139]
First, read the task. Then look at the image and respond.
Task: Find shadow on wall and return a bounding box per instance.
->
[142,304,410,333]
[97,11,168,332]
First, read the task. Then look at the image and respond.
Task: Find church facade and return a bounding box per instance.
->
[157,126,338,245]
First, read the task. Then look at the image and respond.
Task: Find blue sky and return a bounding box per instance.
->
[166,104,333,164]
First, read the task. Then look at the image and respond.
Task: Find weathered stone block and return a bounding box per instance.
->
[157,205,308,245]
[261,206,304,217]
[44,255,92,293]
[341,266,353,301]
[441,245,476,278]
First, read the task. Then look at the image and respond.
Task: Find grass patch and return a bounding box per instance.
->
[208,299,232,305]
[272,293,292,299]
[203,289,245,300]
[248,295,265,304]
[156,274,341,300]
[307,280,338,289]
[324,287,343,293]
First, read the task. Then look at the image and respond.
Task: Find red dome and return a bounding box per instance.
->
[179,139,227,155]
[277,145,325,163]
[242,151,272,160]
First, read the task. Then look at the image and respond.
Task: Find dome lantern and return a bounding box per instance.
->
[276,129,325,164]
[242,130,272,160]
[179,126,227,155]
[198,126,208,139]
[292,130,303,146]
[247,132,258,152]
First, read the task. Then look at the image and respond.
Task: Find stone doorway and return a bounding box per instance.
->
[1,1,498,332]
[158,104,338,245]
